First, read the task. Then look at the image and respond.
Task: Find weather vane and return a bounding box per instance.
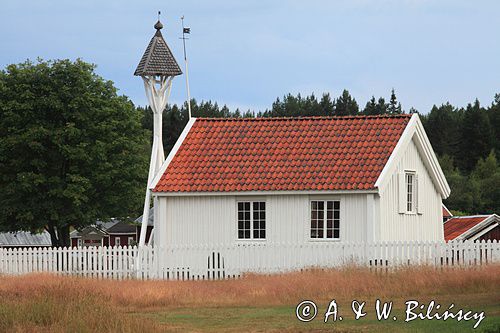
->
[180,15,192,119]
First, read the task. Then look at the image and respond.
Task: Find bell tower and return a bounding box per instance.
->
[135,15,182,246]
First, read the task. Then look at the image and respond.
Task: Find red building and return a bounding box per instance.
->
[444,214,500,241]
[70,220,138,247]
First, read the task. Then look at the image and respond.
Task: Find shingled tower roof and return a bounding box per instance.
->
[134,20,182,77]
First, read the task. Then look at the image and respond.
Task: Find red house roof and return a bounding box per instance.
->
[154,115,412,193]
[444,216,490,241]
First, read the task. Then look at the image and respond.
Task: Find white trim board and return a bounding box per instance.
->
[469,223,499,241]
[413,119,450,197]
[149,117,197,190]
[106,232,137,236]
[374,114,451,198]
[445,215,490,222]
[442,204,452,217]
[375,114,417,190]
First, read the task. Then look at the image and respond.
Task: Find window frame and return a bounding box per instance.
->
[236,200,267,241]
[128,237,134,246]
[405,170,417,214]
[309,199,341,241]
[115,237,121,246]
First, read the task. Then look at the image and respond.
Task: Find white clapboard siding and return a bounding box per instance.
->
[159,194,371,247]
[379,139,444,241]
[0,240,499,280]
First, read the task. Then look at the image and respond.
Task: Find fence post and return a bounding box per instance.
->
[0,248,3,274]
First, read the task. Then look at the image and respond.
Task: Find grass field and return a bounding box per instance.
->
[0,265,499,332]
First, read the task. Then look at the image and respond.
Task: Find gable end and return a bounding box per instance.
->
[374,114,450,198]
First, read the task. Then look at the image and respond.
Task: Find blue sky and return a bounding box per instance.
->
[1,0,498,114]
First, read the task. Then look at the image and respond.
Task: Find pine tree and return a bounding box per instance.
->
[303,93,321,116]
[376,97,388,115]
[233,108,242,118]
[388,89,403,114]
[334,90,359,116]
[458,99,494,172]
[319,93,335,116]
[363,96,378,115]
[486,93,500,153]
[243,110,255,118]
[220,105,231,117]
[421,103,461,157]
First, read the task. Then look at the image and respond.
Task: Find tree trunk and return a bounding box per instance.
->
[46,223,71,247]
[56,225,71,248]
[46,223,59,247]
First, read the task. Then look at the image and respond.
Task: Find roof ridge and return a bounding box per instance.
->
[195,114,413,121]
[449,215,492,219]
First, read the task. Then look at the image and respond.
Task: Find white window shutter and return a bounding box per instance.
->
[398,172,405,214]
[416,174,423,214]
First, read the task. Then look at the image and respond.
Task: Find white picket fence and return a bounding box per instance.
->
[0,245,153,279]
[154,240,500,280]
[0,240,499,280]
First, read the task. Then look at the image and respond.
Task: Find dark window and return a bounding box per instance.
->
[311,200,340,239]
[405,172,416,213]
[238,201,266,240]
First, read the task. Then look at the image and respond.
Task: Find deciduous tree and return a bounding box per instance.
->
[0,59,148,246]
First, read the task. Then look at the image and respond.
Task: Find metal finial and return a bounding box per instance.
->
[154,11,163,31]
[154,21,163,30]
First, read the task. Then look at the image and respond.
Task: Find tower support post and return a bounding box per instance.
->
[138,75,173,247]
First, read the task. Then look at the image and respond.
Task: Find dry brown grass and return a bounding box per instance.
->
[0,265,499,332]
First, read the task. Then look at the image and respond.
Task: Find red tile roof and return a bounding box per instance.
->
[444,216,489,241]
[154,115,412,193]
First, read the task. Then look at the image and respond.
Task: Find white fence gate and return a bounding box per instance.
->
[0,240,499,280]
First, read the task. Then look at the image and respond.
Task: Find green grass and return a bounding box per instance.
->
[139,294,500,332]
